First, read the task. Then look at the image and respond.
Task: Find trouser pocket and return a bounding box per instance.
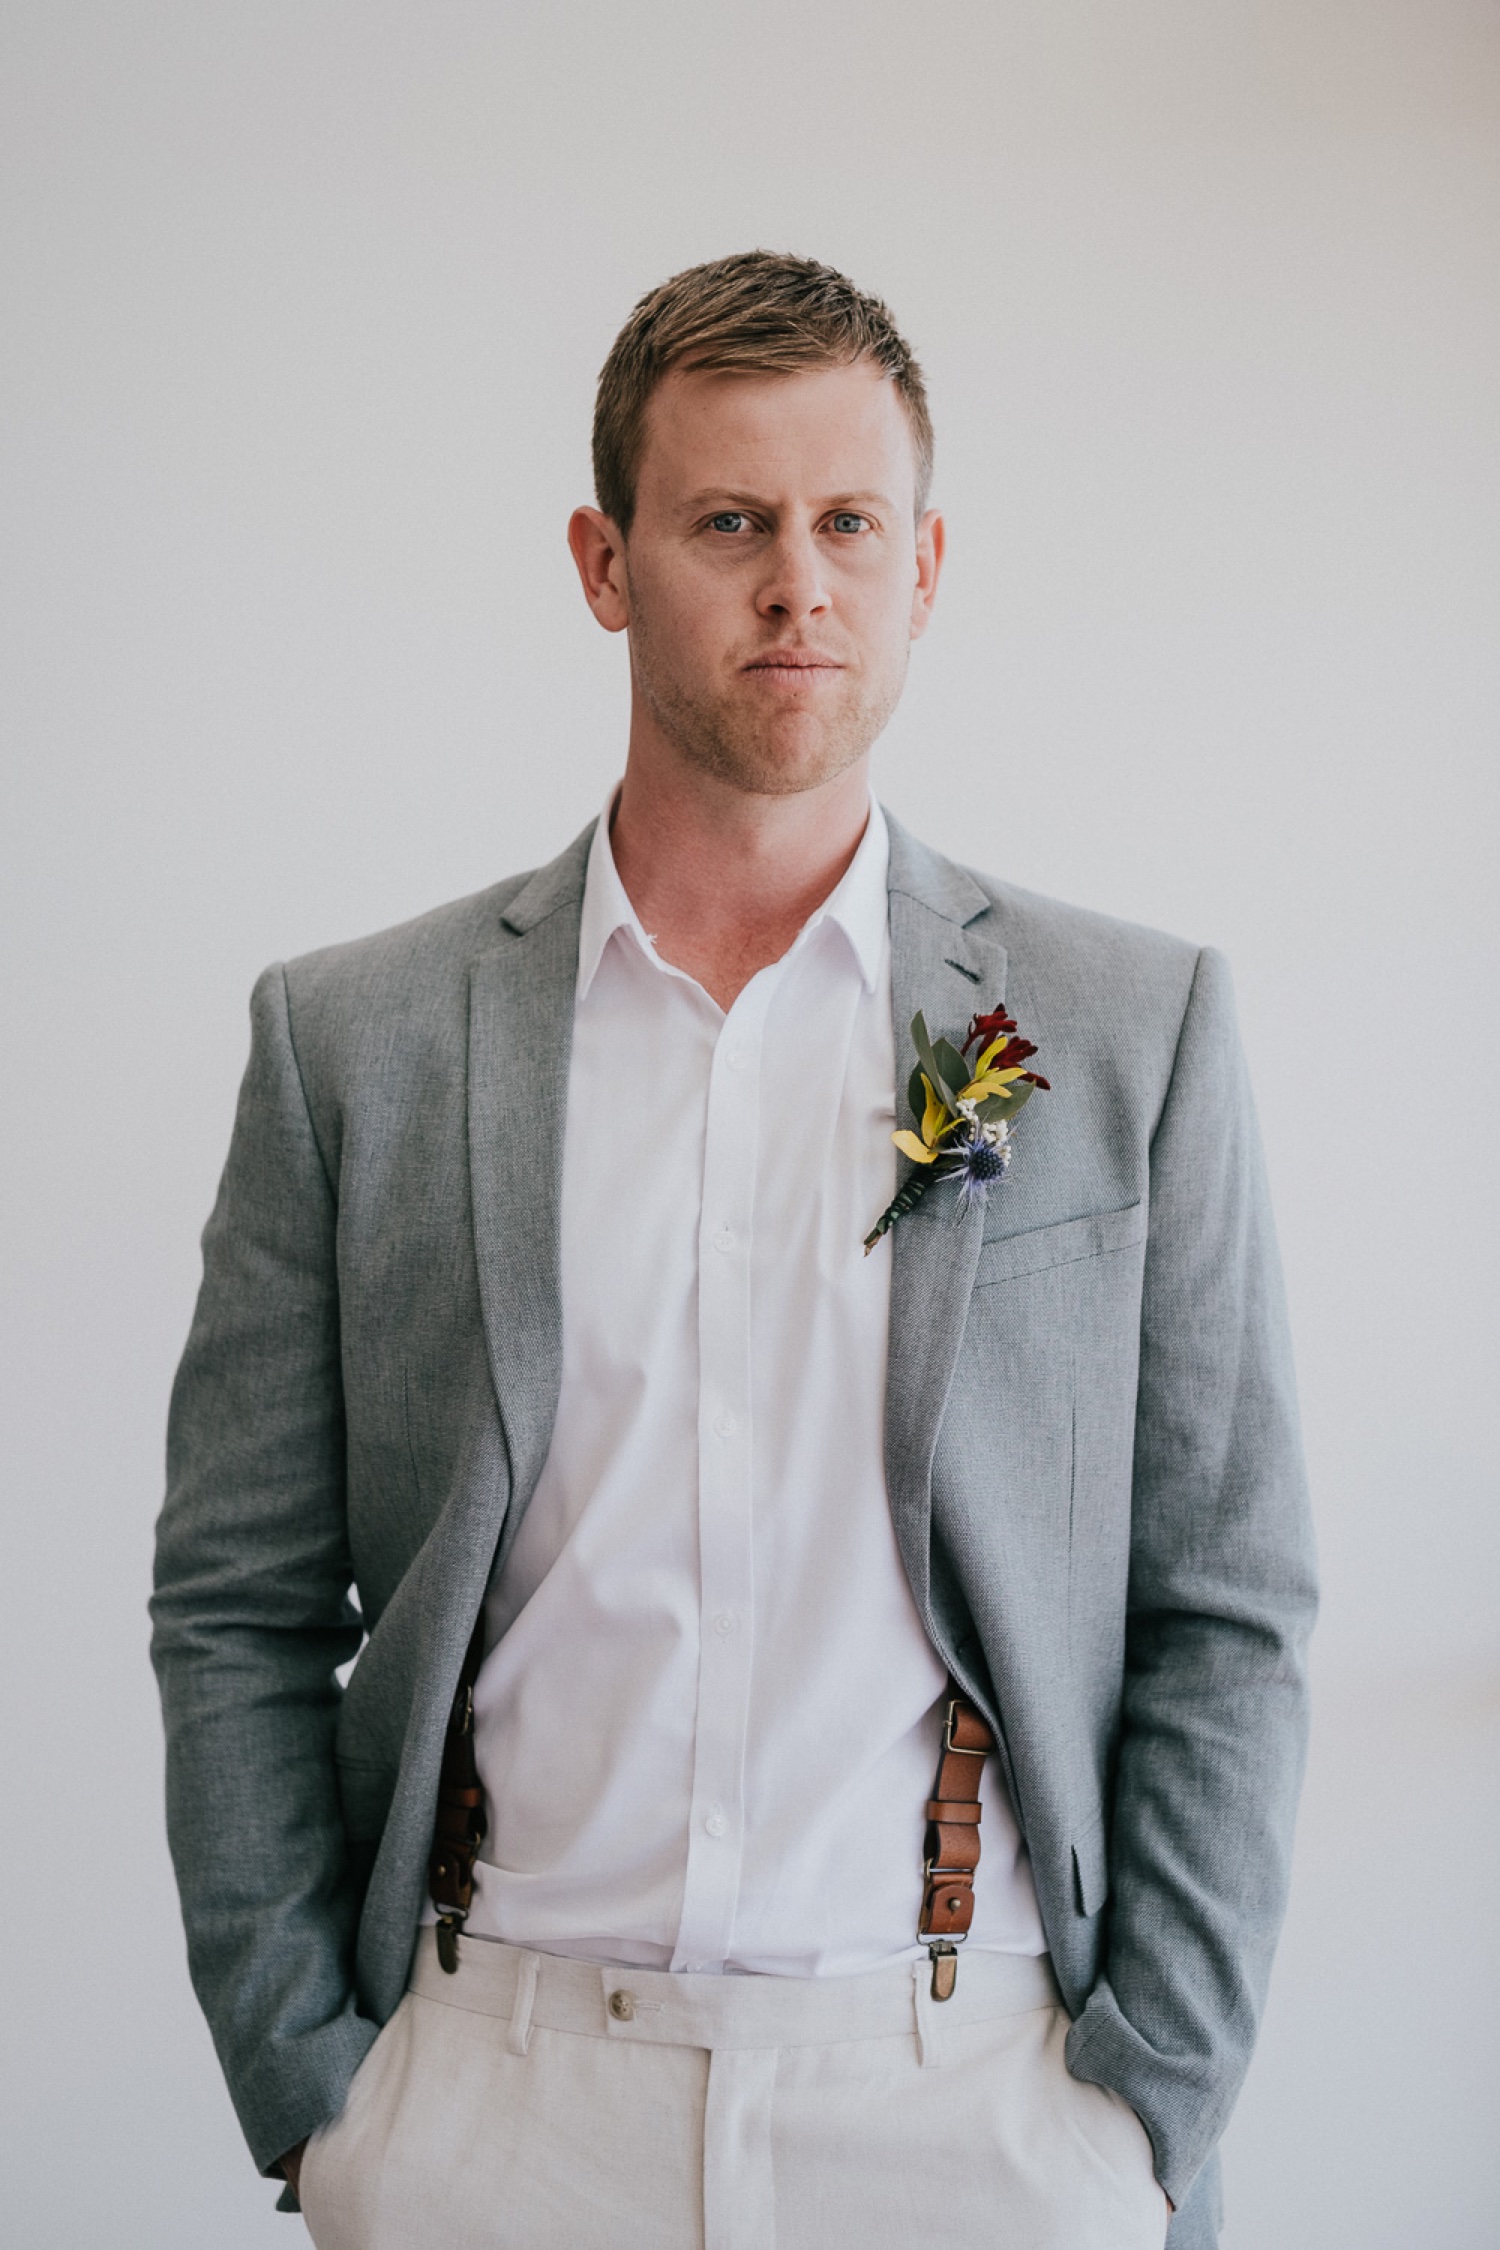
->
[297,1998,411,2250]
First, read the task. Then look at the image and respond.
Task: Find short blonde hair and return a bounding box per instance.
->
[593,250,933,534]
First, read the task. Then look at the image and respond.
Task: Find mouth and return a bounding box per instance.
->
[741,650,844,681]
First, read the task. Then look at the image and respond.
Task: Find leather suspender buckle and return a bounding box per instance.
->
[944,1697,993,1755]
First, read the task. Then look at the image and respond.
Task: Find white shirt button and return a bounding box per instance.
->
[704,1807,729,1839]
[714,1408,737,1439]
[713,1225,735,1253]
[713,1612,735,1637]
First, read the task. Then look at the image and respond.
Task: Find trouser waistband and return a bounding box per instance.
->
[409,1927,1060,2051]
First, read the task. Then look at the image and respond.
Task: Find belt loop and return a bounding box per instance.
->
[913,1958,941,2070]
[507,1950,540,2056]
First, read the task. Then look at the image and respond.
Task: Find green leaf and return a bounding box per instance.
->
[975,1079,1035,1126]
[908,1065,928,1125]
[933,1038,970,1098]
[910,1012,959,1109]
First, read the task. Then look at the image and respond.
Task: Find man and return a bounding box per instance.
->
[152,252,1316,2249]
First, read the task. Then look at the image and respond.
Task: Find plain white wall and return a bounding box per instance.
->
[3,3,1496,2243]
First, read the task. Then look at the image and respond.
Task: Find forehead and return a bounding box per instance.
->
[635,359,918,509]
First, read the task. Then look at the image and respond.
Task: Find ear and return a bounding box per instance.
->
[909,508,944,642]
[568,507,630,633]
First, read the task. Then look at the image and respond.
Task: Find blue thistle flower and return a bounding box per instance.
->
[948,1124,1011,1211]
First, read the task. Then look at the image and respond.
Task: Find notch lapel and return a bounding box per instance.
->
[467,824,593,1560]
[882,817,1007,1621]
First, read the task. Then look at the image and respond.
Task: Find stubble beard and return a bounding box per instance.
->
[627,601,908,800]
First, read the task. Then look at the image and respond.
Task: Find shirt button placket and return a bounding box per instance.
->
[670,981,771,1974]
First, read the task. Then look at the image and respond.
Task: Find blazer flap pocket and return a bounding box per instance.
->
[1071,1812,1110,1918]
[335,1752,395,1844]
[976,1201,1147,1288]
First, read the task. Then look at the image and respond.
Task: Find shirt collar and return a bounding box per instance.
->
[795,793,889,994]
[576,788,890,1002]
[575,790,651,1000]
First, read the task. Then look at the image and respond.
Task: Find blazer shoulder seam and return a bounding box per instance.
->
[1147,943,1213,1153]
[272,961,339,1200]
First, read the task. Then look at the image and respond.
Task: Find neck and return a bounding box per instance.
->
[609,741,873,1013]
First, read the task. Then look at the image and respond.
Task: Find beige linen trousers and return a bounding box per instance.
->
[298,1932,1169,2250]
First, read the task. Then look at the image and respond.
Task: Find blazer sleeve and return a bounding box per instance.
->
[1063,945,1318,2207]
[150,964,376,2179]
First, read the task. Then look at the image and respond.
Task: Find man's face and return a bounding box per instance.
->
[614,360,941,798]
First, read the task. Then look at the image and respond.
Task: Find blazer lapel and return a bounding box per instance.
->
[465,809,1010,1616]
[467,823,594,1559]
[882,815,1007,1621]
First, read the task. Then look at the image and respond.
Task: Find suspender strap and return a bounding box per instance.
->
[426,1646,993,1995]
[427,1621,487,1973]
[917,1682,994,2000]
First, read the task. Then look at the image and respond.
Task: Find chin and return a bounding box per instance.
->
[691,698,886,796]
[647,665,896,798]
[706,733,871,799]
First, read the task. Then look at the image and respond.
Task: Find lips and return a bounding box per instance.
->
[742,650,843,673]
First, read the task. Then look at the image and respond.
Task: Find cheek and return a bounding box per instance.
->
[848,566,921,657]
[638,558,738,653]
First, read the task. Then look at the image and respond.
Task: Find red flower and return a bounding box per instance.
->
[962,1007,1017,1055]
[963,1008,1050,1091]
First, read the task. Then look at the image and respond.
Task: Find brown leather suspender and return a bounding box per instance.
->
[428,1622,487,1973]
[918,1681,995,2000]
[425,1637,992,1998]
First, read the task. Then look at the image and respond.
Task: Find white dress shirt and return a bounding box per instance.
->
[459,794,1046,1974]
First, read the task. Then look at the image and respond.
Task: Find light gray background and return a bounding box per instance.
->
[3,3,1497,2244]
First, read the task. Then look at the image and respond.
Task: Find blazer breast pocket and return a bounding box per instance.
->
[973,1200,1148,1289]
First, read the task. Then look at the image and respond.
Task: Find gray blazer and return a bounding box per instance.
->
[151,815,1315,2245]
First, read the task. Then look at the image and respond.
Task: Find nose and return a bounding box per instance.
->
[754,525,831,624]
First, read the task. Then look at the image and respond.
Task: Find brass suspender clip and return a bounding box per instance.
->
[926,1940,959,2001]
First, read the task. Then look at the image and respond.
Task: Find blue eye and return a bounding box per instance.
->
[709,512,748,534]
[831,512,866,534]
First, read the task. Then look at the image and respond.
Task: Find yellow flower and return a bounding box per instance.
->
[892,1130,937,1165]
[959,1065,1025,1104]
[892,1074,962,1165]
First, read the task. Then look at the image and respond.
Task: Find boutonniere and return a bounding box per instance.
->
[863,1006,1051,1253]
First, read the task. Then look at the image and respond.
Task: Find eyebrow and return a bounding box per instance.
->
[681,488,896,514]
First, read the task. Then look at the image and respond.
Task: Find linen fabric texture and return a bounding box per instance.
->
[150,813,1315,2242]
[296,1930,1168,2250]
[456,797,1044,1973]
